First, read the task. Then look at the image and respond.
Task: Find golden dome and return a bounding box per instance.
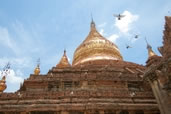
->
[56,50,71,68]
[34,65,40,75]
[0,76,7,92]
[72,20,123,66]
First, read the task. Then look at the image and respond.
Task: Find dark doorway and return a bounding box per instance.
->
[1,112,20,114]
[69,111,84,114]
[31,111,54,114]
[135,110,144,114]
[120,110,129,114]
[104,110,116,114]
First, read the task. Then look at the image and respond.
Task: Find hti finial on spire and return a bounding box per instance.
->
[145,37,152,49]
[64,49,66,55]
[91,13,94,22]
[37,58,40,67]
[90,13,96,29]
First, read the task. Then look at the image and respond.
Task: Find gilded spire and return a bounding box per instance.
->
[0,76,7,93]
[72,20,123,66]
[145,38,157,58]
[56,50,71,68]
[0,63,10,93]
[91,15,96,30]
[34,58,40,75]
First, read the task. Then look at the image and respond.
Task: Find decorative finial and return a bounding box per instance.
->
[64,49,66,55]
[34,58,40,75]
[145,37,157,58]
[91,13,93,22]
[90,13,96,29]
[0,62,10,93]
[37,58,40,67]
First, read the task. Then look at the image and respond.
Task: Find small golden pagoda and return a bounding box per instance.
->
[0,63,10,93]
[145,38,157,58]
[34,59,40,75]
[56,50,71,68]
[0,76,6,93]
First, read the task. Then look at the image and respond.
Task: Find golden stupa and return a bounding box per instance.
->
[72,20,123,66]
[56,50,71,68]
[34,58,41,75]
[0,76,7,92]
[34,65,40,75]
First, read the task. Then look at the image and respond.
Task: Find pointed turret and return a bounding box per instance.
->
[90,17,96,30]
[56,50,71,68]
[0,76,7,93]
[34,58,40,75]
[145,39,157,58]
[0,63,10,93]
[145,39,161,67]
[147,43,157,58]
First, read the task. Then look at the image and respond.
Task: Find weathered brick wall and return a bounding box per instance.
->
[162,16,171,59]
[0,60,159,113]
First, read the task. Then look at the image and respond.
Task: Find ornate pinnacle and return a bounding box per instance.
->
[145,38,157,58]
[90,14,96,30]
[0,62,10,93]
[34,58,40,75]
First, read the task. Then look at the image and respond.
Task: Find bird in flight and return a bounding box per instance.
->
[126,44,132,49]
[134,34,139,39]
[113,14,125,20]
